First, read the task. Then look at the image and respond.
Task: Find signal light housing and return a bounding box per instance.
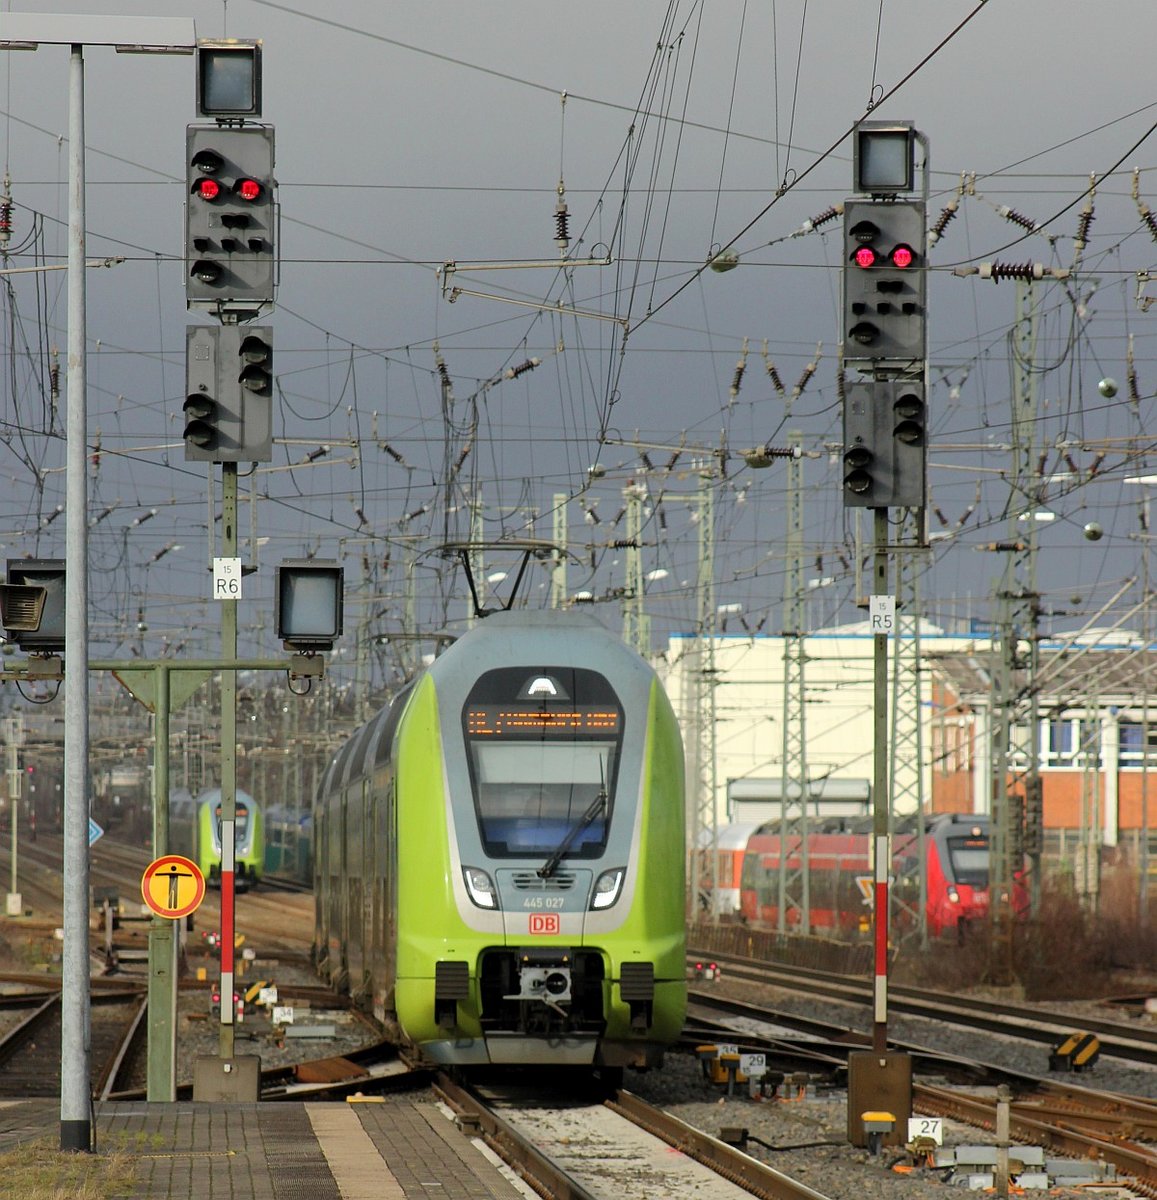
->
[841,379,926,509]
[185,124,275,317]
[853,121,916,195]
[4,559,66,653]
[184,325,274,463]
[196,39,262,119]
[276,560,344,652]
[842,198,926,369]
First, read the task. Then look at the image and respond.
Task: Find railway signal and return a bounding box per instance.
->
[183,324,274,463]
[842,379,926,509]
[185,124,275,316]
[843,198,926,368]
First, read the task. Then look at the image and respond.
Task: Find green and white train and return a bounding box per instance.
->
[170,787,264,890]
[313,609,687,1071]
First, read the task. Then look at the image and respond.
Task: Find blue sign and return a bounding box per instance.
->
[89,818,104,847]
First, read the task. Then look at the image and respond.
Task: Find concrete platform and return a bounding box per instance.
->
[0,1098,530,1198]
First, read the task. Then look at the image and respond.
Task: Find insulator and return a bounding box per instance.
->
[928,200,958,246]
[996,205,1039,234]
[1063,452,1079,475]
[50,362,61,399]
[453,441,472,471]
[1138,202,1157,243]
[611,539,637,550]
[504,357,541,380]
[436,358,450,385]
[729,359,746,398]
[792,204,835,236]
[1074,203,1094,252]
[354,508,368,526]
[982,261,1040,284]
[0,197,11,248]
[761,345,785,395]
[640,452,653,471]
[554,201,570,251]
[305,447,327,462]
[792,357,818,399]
[1088,452,1104,478]
[381,441,406,465]
[1129,368,1141,406]
[666,452,680,470]
[933,506,948,528]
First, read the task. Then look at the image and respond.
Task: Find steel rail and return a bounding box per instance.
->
[432,1072,602,1200]
[916,1082,1157,1199]
[610,1088,837,1200]
[689,951,1157,1065]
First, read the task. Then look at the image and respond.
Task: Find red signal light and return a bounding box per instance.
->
[853,245,877,269]
[195,178,221,202]
[235,178,262,202]
[890,244,915,269]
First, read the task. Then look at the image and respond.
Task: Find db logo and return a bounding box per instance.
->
[529,913,560,935]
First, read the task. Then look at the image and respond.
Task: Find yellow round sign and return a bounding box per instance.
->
[141,854,206,920]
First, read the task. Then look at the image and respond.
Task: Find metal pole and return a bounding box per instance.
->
[219,463,239,1058]
[146,664,176,1100]
[1142,496,1151,930]
[872,507,890,1054]
[61,41,92,1153]
[9,784,16,897]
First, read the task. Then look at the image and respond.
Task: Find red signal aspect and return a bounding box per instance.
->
[195,178,221,202]
[853,245,877,269]
[890,244,915,269]
[235,178,262,202]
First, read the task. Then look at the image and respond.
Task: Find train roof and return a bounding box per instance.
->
[194,787,257,807]
[317,609,661,801]
[698,821,763,850]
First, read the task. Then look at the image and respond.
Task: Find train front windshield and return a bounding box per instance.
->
[946,835,989,886]
[463,667,623,858]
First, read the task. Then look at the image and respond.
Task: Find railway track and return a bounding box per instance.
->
[685,979,1157,1198]
[434,1072,839,1200]
[689,948,1157,1066]
[0,984,146,1098]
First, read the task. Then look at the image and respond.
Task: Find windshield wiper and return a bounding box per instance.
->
[537,789,606,880]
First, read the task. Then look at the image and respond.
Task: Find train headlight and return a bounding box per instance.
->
[463,867,498,909]
[946,885,960,903]
[591,867,624,910]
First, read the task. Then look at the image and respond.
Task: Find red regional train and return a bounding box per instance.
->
[704,813,1021,937]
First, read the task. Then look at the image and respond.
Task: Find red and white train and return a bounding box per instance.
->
[699,813,1024,937]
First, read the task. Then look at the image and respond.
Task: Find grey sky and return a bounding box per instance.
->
[2,0,1156,685]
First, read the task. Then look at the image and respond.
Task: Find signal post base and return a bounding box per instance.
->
[846,1050,911,1148]
[192,1054,261,1102]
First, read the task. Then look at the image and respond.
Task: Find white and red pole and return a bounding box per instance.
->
[219,815,235,1037]
[873,833,889,1051]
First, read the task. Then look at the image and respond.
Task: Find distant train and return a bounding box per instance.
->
[702,813,1022,937]
[264,805,312,886]
[314,609,687,1072]
[170,787,264,890]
